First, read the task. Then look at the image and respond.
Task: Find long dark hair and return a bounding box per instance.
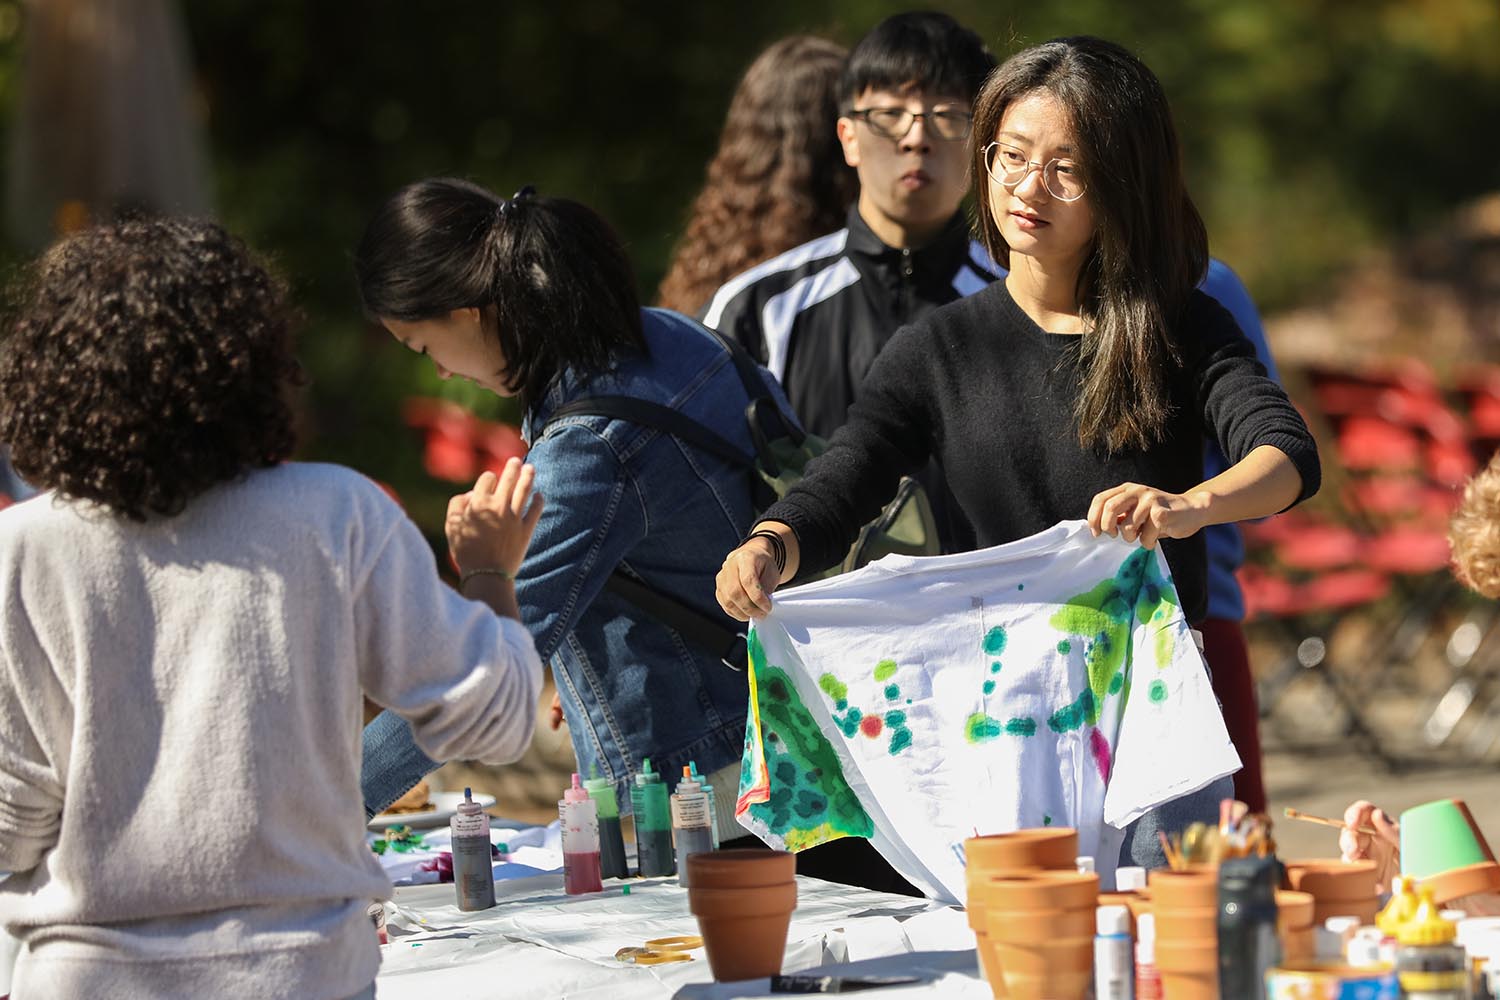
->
[657,35,856,314]
[971,36,1209,453]
[354,178,645,404]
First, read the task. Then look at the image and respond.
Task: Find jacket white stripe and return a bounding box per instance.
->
[760,257,862,383]
[701,229,850,329]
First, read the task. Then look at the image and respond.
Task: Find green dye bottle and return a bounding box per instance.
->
[584,766,629,880]
[630,758,674,877]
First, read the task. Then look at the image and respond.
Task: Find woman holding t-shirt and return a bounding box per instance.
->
[716,36,1321,869]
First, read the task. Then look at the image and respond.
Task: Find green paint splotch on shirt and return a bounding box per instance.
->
[983,626,1007,655]
[747,633,874,842]
[873,659,898,682]
[1048,686,1096,733]
[1047,548,1182,720]
[818,673,848,706]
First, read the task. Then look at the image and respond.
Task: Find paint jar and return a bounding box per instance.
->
[1316,915,1361,961]
[631,758,675,878]
[450,787,496,911]
[1395,887,1467,999]
[583,768,629,880]
[1116,866,1148,892]
[560,772,603,895]
[1263,962,1399,998]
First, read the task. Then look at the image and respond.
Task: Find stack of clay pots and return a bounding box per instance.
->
[685,849,797,982]
[1283,860,1379,928]
[962,828,1083,999]
[1147,865,1220,1000]
[1276,889,1316,961]
[978,869,1100,999]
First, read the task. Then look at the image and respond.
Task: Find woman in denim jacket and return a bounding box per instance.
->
[354,179,792,831]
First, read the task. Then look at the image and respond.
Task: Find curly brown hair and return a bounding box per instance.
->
[656,36,857,314]
[0,217,302,520]
[1452,450,1500,599]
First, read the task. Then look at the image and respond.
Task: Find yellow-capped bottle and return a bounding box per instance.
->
[1395,885,1468,999]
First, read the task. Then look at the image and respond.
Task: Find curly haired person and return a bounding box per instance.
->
[1340,450,1500,895]
[0,217,545,1000]
[657,35,857,314]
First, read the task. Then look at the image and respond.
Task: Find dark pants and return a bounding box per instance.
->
[720,833,921,897]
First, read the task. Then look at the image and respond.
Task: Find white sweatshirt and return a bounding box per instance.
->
[0,463,543,999]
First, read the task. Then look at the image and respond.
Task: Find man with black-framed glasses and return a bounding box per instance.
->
[701,11,995,896]
[703,12,997,455]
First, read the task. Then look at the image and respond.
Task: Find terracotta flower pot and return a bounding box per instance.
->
[1148,868,1219,910]
[965,829,1078,873]
[685,849,795,889]
[1156,939,1219,1000]
[988,906,1096,943]
[1282,860,1378,902]
[1152,906,1218,941]
[1281,923,1316,961]
[686,851,797,983]
[1098,890,1150,933]
[995,935,1094,998]
[1001,969,1094,1000]
[980,871,1100,912]
[1275,890,1315,932]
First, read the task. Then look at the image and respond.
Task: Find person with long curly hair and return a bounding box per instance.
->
[657,35,857,315]
[0,217,545,999]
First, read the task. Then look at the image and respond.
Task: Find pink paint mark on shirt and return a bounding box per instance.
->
[1089,727,1112,782]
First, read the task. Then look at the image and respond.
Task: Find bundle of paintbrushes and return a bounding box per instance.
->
[1158,798,1278,870]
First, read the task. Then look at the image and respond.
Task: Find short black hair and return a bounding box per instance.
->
[838,11,996,108]
[0,217,301,520]
[354,178,645,404]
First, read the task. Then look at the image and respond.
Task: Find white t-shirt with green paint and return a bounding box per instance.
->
[746,519,1239,900]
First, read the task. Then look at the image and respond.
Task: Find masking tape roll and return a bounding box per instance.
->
[645,936,703,949]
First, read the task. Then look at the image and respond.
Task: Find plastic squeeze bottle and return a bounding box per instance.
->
[672,766,716,885]
[630,758,675,877]
[560,773,604,895]
[583,766,629,880]
[1134,912,1163,1000]
[1395,886,1468,1000]
[450,787,496,911]
[687,760,719,848]
[1094,904,1133,1000]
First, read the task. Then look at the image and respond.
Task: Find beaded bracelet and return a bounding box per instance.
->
[460,566,516,587]
[745,529,787,576]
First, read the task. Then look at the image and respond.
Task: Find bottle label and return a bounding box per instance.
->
[671,794,709,828]
[451,811,490,838]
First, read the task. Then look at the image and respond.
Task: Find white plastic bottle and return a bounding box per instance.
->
[1095,904,1134,1000]
[1135,912,1163,1000]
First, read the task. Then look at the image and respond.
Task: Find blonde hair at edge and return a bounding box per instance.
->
[1452,451,1500,599]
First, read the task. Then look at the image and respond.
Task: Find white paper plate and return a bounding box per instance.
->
[368,791,496,830]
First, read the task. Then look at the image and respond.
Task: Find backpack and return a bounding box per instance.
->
[543,327,939,668]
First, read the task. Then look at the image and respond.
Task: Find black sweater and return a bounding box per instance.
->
[767,280,1321,623]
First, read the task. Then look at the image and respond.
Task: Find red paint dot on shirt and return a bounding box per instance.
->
[860,715,884,739]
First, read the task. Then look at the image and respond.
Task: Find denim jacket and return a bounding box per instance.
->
[360,308,794,815]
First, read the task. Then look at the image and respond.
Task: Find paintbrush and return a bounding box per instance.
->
[1283,807,1379,836]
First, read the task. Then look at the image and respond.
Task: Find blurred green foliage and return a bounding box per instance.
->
[0,0,1498,533]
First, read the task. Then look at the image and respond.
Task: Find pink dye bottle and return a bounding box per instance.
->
[560,772,604,895]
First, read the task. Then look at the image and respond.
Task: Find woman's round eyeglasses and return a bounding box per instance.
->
[983,141,1087,202]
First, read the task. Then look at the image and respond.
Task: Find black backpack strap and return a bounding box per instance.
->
[698,327,806,458]
[547,396,751,469]
[605,572,746,671]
